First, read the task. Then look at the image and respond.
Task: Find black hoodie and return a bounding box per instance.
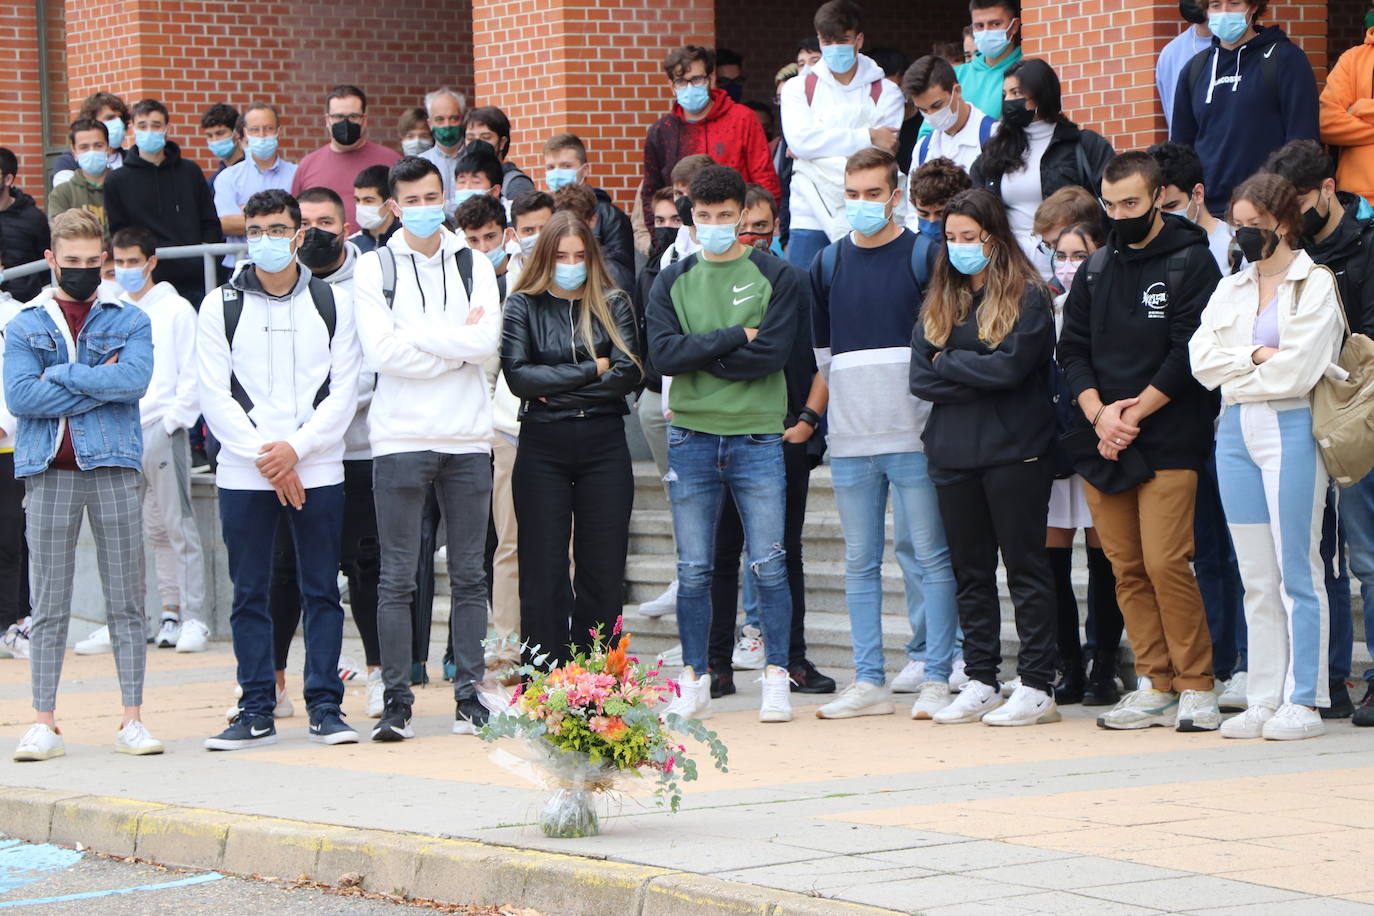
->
[104,141,222,303]
[1308,191,1374,336]
[1057,213,1221,472]
[0,186,50,302]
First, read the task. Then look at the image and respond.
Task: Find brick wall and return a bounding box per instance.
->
[472,0,714,211]
[62,0,474,181]
[0,1,64,208]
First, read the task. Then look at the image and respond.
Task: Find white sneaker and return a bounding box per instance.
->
[1000,676,1022,698]
[984,684,1060,726]
[337,654,362,681]
[175,619,209,653]
[1218,672,1248,712]
[1176,689,1221,732]
[1221,704,1275,739]
[656,644,683,668]
[731,625,765,670]
[115,719,164,756]
[1097,679,1179,730]
[337,572,351,606]
[816,681,895,719]
[1262,703,1326,741]
[910,681,953,720]
[366,669,385,718]
[933,680,1002,724]
[74,625,112,655]
[638,580,678,618]
[891,660,926,694]
[155,614,181,648]
[274,685,295,718]
[949,657,969,692]
[13,724,65,762]
[758,665,793,723]
[663,667,711,722]
[2,620,30,659]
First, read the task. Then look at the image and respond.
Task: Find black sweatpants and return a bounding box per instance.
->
[513,416,633,665]
[935,459,1058,693]
[709,440,811,670]
[0,452,30,629]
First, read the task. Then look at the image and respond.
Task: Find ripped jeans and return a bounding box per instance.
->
[666,426,792,673]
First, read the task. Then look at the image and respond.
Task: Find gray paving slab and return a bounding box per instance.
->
[989,890,1169,915]
[963,855,1191,890]
[1186,899,1374,915]
[834,872,1047,912]
[863,839,1075,872]
[1077,875,1307,911]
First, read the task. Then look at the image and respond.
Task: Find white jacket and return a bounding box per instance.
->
[124,281,198,436]
[352,227,502,457]
[780,53,905,238]
[197,266,362,491]
[1190,250,1345,406]
[317,241,375,462]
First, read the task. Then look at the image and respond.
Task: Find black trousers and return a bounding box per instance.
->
[709,440,811,670]
[0,452,30,629]
[514,416,633,666]
[935,459,1058,693]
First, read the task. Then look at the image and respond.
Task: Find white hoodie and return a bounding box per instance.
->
[123,280,199,436]
[352,226,502,457]
[197,265,362,491]
[780,53,905,239]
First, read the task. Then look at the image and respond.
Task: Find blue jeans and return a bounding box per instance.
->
[1322,487,1352,683]
[219,485,346,719]
[832,452,958,685]
[1335,471,1374,682]
[668,428,791,673]
[785,228,830,273]
[1194,453,1248,677]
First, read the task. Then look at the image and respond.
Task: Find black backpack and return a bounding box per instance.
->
[221,278,337,415]
[375,246,474,308]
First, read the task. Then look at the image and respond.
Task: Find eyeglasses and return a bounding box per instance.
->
[244,224,297,240]
[670,76,710,91]
[327,113,365,124]
[1036,240,1057,256]
[1053,251,1089,264]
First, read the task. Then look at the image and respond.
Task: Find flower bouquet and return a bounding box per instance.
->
[479,618,728,838]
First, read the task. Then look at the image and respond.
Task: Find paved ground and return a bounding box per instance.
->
[2,637,1373,915]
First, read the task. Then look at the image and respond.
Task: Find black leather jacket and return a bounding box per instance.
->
[501,289,642,422]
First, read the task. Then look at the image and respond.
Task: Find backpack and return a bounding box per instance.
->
[1308,264,1374,486]
[221,278,337,415]
[376,246,474,308]
[1081,247,1190,307]
[1181,43,1281,110]
[803,71,884,105]
[914,114,995,167]
[817,231,938,300]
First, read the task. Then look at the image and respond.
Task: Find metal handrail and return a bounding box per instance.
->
[3,242,249,297]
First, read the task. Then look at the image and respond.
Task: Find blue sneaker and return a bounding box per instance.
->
[205,715,277,751]
[308,707,359,745]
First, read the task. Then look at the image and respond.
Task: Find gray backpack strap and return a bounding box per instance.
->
[307,278,337,408]
[455,247,473,298]
[222,285,253,417]
[379,246,397,309]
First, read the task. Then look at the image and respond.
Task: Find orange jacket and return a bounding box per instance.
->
[1321,27,1374,205]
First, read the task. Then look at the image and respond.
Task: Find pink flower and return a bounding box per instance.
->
[612,615,624,636]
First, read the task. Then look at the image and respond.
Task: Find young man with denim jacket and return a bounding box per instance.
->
[2,209,160,761]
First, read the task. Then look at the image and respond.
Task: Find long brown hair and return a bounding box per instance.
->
[922,188,1048,348]
[510,210,642,372]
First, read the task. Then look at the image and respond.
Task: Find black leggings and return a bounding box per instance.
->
[0,452,29,629]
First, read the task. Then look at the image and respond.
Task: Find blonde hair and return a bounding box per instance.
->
[49,209,106,250]
[510,210,642,374]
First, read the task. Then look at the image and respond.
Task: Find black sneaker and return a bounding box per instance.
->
[1321,680,1354,719]
[309,707,360,745]
[371,700,414,742]
[1054,667,1086,705]
[709,666,736,699]
[1082,675,1121,707]
[205,715,277,751]
[453,696,490,735]
[1353,682,1374,727]
[788,659,837,694]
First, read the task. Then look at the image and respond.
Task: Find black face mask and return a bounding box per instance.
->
[1235,226,1280,263]
[1301,195,1330,240]
[56,266,102,302]
[330,119,362,146]
[1178,0,1207,25]
[650,226,678,257]
[675,195,694,227]
[1111,208,1158,246]
[719,79,744,102]
[296,227,344,270]
[1001,98,1034,129]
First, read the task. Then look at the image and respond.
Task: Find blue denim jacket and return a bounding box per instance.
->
[2,291,153,477]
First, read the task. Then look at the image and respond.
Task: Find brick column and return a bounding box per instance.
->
[0,0,65,207]
[472,0,714,210]
[1022,0,1328,152]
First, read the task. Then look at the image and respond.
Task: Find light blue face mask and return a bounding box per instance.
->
[947,241,991,275]
[114,266,147,294]
[485,246,507,269]
[77,150,109,177]
[452,188,484,208]
[554,262,587,290]
[974,28,1010,60]
[1208,11,1249,44]
[135,130,166,155]
[546,167,580,191]
[102,117,126,149]
[248,235,295,273]
[400,204,446,238]
[917,218,943,242]
[695,221,739,256]
[208,137,237,160]
[247,134,278,160]
[675,84,711,114]
[821,43,857,73]
[844,196,893,237]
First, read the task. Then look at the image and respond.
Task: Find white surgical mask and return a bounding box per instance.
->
[355,204,386,231]
[925,98,959,133]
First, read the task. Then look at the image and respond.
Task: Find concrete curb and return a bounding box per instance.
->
[0,786,903,915]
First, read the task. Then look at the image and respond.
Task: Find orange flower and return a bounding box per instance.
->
[604,635,632,680]
[590,715,629,740]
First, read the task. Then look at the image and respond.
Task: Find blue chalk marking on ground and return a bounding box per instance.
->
[0,841,85,894]
[0,871,224,907]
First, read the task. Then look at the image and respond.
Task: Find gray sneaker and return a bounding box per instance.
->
[1176,689,1221,732]
[1097,680,1179,730]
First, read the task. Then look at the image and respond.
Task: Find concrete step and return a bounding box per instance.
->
[629,508,897,563]
[634,461,837,514]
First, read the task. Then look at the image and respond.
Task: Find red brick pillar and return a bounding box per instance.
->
[472,0,715,210]
[0,0,65,208]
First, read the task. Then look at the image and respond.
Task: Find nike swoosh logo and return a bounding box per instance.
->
[732,283,755,293]
[733,296,754,306]
[249,726,271,737]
